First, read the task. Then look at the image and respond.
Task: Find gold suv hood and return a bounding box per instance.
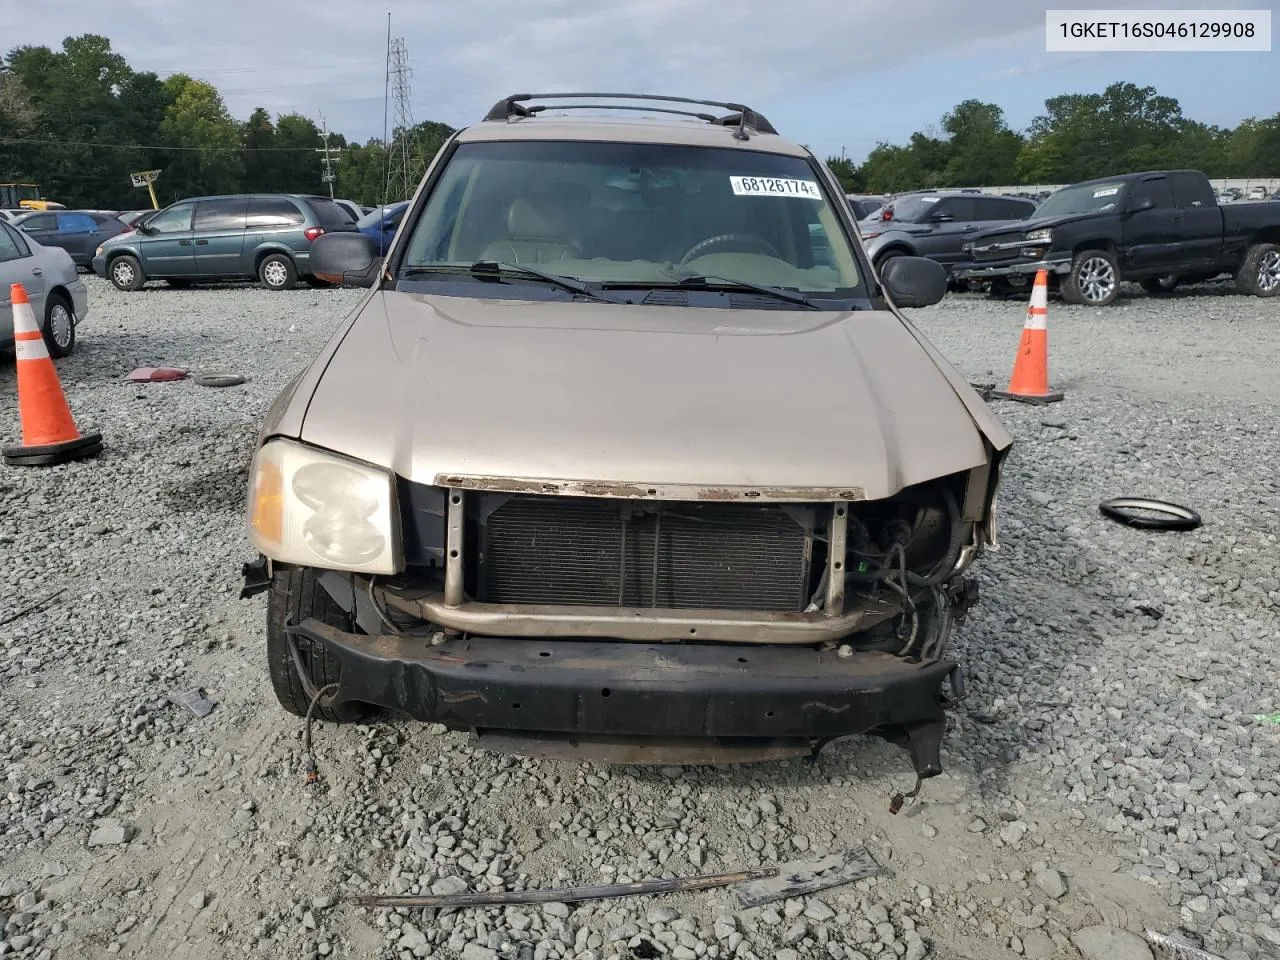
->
[297,290,1009,500]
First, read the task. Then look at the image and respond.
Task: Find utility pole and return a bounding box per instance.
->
[316,113,342,198]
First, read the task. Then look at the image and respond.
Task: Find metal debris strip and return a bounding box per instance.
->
[1145,929,1226,960]
[168,688,216,718]
[350,867,775,909]
[731,847,887,908]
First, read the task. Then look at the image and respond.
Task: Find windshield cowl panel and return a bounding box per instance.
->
[397,139,864,299]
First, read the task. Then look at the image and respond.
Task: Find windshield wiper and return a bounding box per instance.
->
[602,275,820,309]
[402,261,622,304]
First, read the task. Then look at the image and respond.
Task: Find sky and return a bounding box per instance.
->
[6,0,1278,163]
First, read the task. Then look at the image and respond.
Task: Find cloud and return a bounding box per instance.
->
[11,0,1221,140]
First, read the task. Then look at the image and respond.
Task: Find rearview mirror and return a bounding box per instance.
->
[311,231,381,287]
[879,255,947,308]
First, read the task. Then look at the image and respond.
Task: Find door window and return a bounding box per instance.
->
[19,213,57,232]
[194,197,249,232]
[1129,178,1175,210]
[1170,173,1215,209]
[0,223,28,261]
[57,213,97,233]
[933,197,977,221]
[147,203,195,233]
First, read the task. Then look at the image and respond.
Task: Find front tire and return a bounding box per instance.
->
[108,254,145,291]
[43,292,76,358]
[259,253,298,291]
[1060,249,1119,306]
[1235,243,1280,298]
[266,566,368,722]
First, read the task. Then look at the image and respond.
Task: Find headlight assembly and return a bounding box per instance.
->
[246,439,401,574]
[1025,228,1052,243]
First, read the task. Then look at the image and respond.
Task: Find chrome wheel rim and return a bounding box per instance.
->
[263,261,288,287]
[48,303,73,348]
[1078,257,1116,302]
[1258,250,1280,293]
[112,260,135,286]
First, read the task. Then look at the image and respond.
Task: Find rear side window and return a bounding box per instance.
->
[246,197,305,228]
[933,196,977,220]
[976,197,1034,220]
[306,198,357,230]
[195,197,249,231]
[1170,173,1215,209]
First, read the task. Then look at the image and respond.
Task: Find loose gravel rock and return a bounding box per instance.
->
[0,277,1276,960]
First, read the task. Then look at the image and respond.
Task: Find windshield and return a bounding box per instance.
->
[399,140,862,295]
[1034,181,1127,218]
[884,195,947,223]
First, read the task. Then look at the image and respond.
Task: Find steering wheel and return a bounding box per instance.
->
[678,232,781,266]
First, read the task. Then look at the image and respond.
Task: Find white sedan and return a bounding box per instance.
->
[0,218,89,357]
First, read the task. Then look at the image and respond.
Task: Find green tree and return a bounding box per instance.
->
[240,106,276,191]
[939,100,1023,186]
[160,76,242,199]
[859,142,930,193]
[825,156,862,192]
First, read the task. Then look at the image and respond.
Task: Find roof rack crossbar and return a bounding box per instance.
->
[484,92,777,135]
[527,104,720,122]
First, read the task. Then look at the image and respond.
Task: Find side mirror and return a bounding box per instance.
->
[136,223,155,235]
[311,231,380,287]
[879,255,947,308]
[1133,197,1155,212]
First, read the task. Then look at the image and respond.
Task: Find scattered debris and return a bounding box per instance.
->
[0,586,66,628]
[731,848,887,908]
[351,867,774,910]
[1099,497,1202,531]
[168,687,216,718]
[125,366,188,382]
[87,818,132,847]
[1146,929,1226,960]
[191,372,247,388]
[1254,712,1280,726]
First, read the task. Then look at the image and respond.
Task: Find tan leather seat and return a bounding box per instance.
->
[478,197,580,265]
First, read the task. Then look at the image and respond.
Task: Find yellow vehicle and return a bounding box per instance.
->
[0,183,64,211]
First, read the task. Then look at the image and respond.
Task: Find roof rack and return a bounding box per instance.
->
[483,93,778,138]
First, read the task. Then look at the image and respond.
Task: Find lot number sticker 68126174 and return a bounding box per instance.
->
[730,176,822,199]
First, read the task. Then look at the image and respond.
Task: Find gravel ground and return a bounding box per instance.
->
[0,275,1277,960]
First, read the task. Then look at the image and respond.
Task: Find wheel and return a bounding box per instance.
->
[1060,249,1119,306]
[266,566,369,722]
[258,253,298,291]
[165,278,193,289]
[303,274,335,289]
[42,292,76,358]
[1140,275,1179,296]
[1235,242,1280,297]
[108,254,145,291]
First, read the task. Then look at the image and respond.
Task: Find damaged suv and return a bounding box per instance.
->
[242,94,1012,786]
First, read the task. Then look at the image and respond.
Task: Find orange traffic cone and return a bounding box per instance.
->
[992,270,1063,404]
[3,283,102,466]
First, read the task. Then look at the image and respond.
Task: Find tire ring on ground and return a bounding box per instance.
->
[192,373,247,388]
[1099,497,1202,531]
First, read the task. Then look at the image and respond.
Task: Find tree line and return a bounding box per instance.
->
[2,35,1278,210]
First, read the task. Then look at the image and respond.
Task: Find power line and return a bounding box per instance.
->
[0,136,335,153]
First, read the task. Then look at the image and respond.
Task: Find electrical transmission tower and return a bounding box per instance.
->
[386,37,421,201]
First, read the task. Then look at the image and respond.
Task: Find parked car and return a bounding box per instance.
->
[91,193,357,291]
[356,201,409,255]
[0,210,26,222]
[0,219,89,357]
[857,191,1037,282]
[954,169,1280,305]
[116,209,157,228]
[11,210,130,269]
[332,198,364,224]
[241,91,1012,785]
[845,194,885,221]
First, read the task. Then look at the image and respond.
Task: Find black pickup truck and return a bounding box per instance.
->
[953,169,1280,306]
